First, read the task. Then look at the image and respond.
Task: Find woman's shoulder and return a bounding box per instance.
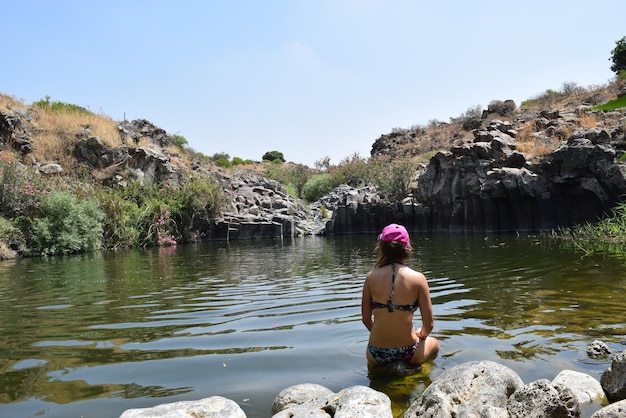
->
[402,266,427,282]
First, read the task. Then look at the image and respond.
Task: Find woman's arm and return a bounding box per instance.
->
[417,273,434,337]
[361,277,373,331]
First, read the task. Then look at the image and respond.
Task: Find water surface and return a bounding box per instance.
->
[0,234,624,417]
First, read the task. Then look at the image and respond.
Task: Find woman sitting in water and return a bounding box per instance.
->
[361,223,440,365]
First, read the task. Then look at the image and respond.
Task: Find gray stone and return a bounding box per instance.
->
[507,379,580,417]
[403,360,523,417]
[118,396,245,418]
[601,349,626,402]
[271,383,334,414]
[272,384,392,418]
[552,370,606,404]
[328,385,392,418]
[587,340,612,358]
[38,163,63,174]
[590,399,626,417]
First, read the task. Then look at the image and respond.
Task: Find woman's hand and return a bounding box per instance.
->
[417,328,427,341]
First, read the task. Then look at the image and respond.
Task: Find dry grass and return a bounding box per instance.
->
[31,109,122,164]
[515,124,561,157]
[0,94,26,111]
[577,114,598,128]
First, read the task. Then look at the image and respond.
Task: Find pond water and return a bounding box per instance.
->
[0,234,625,417]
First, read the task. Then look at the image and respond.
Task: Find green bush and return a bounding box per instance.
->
[0,158,49,218]
[169,134,188,149]
[94,187,141,249]
[0,216,24,246]
[214,158,232,168]
[262,150,285,163]
[211,152,230,162]
[302,174,335,202]
[265,163,313,198]
[610,36,626,76]
[369,156,416,200]
[451,104,483,131]
[329,153,372,186]
[32,95,91,114]
[167,176,226,241]
[31,191,104,256]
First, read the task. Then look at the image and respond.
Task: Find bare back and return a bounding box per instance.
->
[361,263,433,349]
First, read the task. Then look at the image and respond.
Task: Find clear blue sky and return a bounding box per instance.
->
[2,1,624,166]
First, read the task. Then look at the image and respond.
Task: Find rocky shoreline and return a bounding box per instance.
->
[119,341,626,417]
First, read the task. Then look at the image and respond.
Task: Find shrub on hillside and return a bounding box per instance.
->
[262,150,285,163]
[0,216,24,252]
[329,153,372,187]
[169,134,188,149]
[452,104,483,131]
[94,187,141,249]
[265,163,313,198]
[32,95,91,114]
[369,156,416,200]
[610,36,626,76]
[30,191,104,256]
[167,176,226,241]
[0,158,49,218]
[302,174,334,202]
[214,157,232,168]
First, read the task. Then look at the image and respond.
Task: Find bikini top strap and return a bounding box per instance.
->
[387,262,396,312]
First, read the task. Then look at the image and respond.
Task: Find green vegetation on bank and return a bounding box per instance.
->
[559,202,626,258]
[0,153,225,256]
[264,153,418,203]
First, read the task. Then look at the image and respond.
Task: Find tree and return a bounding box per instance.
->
[168,134,188,149]
[609,36,626,77]
[262,150,285,163]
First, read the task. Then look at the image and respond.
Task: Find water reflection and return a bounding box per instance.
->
[0,234,624,417]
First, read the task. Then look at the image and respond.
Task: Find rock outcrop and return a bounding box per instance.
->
[324,109,626,235]
[210,169,326,240]
[412,124,626,232]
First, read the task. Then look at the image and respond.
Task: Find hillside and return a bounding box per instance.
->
[1,80,625,176]
[0,79,625,258]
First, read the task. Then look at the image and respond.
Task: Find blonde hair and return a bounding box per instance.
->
[374,240,411,268]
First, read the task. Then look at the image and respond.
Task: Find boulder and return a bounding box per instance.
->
[588,340,612,358]
[590,399,626,417]
[271,383,334,414]
[552,370,606,404]
[601,349,626,401]
[272,384,392,418]
[38,163,63,175]
[402,360,523,417]
[118,396,245,418]
[507,379,580,417]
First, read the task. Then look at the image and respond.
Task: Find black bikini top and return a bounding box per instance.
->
[370,262,419,313]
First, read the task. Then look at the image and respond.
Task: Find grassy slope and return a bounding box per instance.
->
[592,94,626,110]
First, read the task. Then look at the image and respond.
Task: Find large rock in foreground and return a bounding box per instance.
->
[601,349,626,402]
[272,384,392,418]
[118,396,245,418]
[403,360,523,417]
